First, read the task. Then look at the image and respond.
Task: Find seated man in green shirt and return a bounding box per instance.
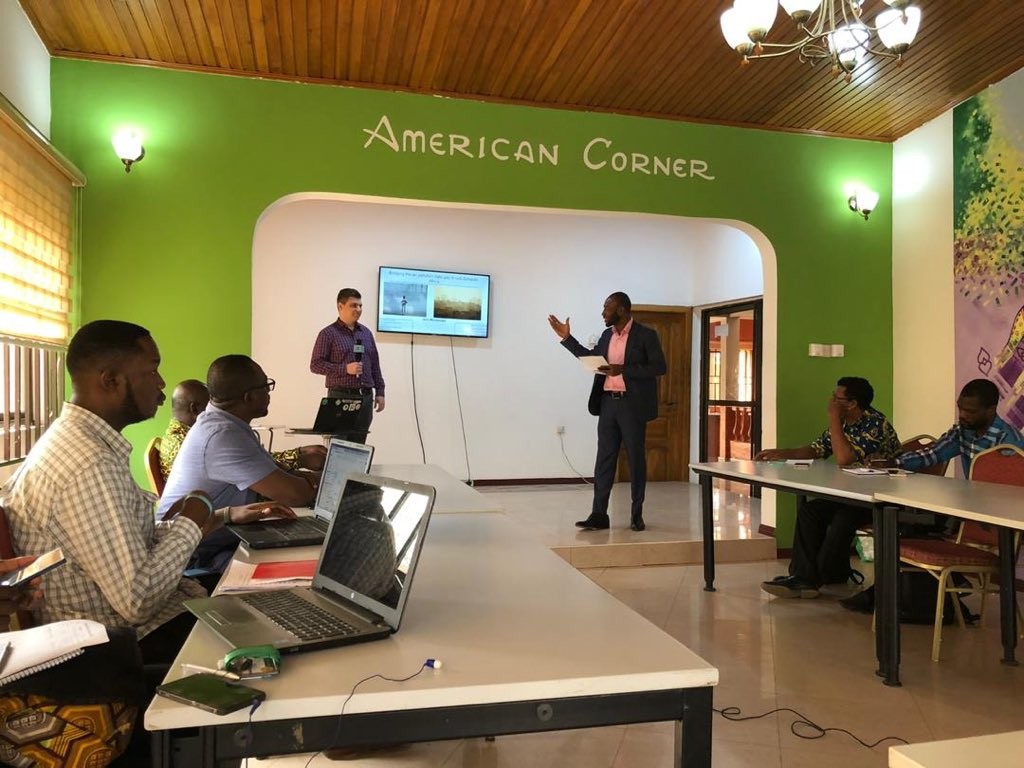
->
[159,379,325,481]
[755,376,902,598]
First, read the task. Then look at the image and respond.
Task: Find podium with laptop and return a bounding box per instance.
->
[288,393,373,444]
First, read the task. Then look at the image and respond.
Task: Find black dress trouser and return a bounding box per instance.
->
[592,394,647,519]
[789,499,871,586]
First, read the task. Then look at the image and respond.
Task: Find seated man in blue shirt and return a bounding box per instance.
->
[873,378,1024,474]
[159,355,320,570]
[755,377,903,599]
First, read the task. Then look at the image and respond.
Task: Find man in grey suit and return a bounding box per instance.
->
[549,292,667,531]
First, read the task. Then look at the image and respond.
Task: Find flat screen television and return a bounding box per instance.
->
[377,266,491,339]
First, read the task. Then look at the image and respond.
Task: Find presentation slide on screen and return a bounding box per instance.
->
[378,267,490,338]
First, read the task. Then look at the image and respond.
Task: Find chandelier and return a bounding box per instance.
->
[720,0,922,81]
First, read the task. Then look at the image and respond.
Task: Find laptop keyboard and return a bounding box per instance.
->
[239,591,360,640]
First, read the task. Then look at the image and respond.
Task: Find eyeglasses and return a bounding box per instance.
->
[832,395,854,403]
[244,378,275,394]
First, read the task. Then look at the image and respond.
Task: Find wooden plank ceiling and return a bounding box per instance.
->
[19,1,1024,141]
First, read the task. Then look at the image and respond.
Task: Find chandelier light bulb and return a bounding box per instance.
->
[111,128,145,172]
[721,7,756,54]
[733,0,779,43]
[882,0,911,9]
[828,22,870,71]
[780,0,823,24]
[876,7,921,54]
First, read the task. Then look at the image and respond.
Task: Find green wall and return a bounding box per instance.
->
[50,59,893,544]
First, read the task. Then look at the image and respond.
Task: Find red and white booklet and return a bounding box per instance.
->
[214,559,317,595]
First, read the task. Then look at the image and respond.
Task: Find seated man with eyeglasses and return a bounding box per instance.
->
[158,355,321,571]
[754,376,902,599]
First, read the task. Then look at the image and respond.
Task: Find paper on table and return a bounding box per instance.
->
[842,467,890,476]
[580,356,608,374]
[214,558,316,595]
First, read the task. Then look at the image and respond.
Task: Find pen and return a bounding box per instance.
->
[180,663,241,681]
[0,641,10,676]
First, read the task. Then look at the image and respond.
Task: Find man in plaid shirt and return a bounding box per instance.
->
[2,320,292,664]
[877,378,1024,475]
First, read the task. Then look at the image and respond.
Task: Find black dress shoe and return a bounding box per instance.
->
[630,515,645,531]
[575,515,610,530]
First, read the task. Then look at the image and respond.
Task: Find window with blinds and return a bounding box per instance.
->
[0,100,82,463]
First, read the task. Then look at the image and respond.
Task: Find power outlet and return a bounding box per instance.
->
[556,425,566,435]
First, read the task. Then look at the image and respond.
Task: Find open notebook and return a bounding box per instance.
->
[0,620,109,685]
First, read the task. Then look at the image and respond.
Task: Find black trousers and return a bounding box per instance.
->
[592,394,647,519]
[789,499,871,586]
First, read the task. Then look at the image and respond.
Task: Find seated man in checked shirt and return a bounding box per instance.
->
[1,320,293,664]
[871,378,1024,474]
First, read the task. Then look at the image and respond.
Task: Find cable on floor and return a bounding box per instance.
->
[449,336,473,484]
[715,705,909,750]
[409,335,426,463]
[558,431,592,484]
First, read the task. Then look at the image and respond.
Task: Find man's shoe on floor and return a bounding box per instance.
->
[630,514,645,531]
[761,575,820,599]
[575,515,610,530]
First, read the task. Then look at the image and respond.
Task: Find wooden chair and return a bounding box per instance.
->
[145,436,166,496]
[0,505,34,630]
[897,444,1024,661]
[899,434,950,476]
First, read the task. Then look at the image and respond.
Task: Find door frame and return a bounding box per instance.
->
[698,299,763,467]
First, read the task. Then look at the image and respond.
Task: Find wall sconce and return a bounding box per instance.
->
[111,128,145,173]
[848,185,879,220]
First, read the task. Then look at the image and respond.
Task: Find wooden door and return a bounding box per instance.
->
[617,307,691,482]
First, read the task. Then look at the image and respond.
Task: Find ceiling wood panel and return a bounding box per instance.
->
[19,0,1024,141]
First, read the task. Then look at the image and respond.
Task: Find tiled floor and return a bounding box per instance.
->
[478,481,776,567]
[255,484,1024,767]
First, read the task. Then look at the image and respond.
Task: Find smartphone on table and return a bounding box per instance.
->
[156,673,266,715]
[0,548,66,588]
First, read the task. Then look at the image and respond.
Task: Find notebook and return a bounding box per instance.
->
[0,620,109,685]
[227,438,374,549]
[187,473,436,654]
[289,395,373,442]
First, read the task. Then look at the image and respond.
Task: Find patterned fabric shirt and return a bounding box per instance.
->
[159,417,301,478]
[309,320,386,394]
[896,415,1024,476]
[1,403,205,637]
[809,408,902,463]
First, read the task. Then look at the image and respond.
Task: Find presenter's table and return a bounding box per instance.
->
[147,513,718,767]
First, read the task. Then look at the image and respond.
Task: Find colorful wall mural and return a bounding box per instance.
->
[954,67,1024,430]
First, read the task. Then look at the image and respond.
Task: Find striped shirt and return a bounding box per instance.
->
[896,415,1024,476]
[309,320,386,394]
[1,403,205,637]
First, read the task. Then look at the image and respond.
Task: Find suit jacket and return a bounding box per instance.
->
[561,321,667,422]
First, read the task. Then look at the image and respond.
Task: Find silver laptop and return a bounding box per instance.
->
[226,438,374,549]
[187,473,436,653]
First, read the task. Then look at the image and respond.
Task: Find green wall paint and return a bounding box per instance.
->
[50,60,893,545]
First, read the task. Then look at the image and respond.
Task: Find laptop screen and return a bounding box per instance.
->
[314,439,374,516]
[314,473,435,630]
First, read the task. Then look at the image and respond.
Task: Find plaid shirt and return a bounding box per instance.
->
[1,403,205,637]
[896,415,1024,476]
[309,320,386,394]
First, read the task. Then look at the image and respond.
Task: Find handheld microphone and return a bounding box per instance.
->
[353,340,365,363]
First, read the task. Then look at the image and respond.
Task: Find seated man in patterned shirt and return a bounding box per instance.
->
[872,378,1024,474]
[1,321,293,665]
[159,378,325,480]
[755,376,902,599]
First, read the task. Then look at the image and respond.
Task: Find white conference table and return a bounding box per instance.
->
[690,461,1024,687]
[146,513,718,767]
[889,730,1024,768]
[373,464,502,514]
[875,479,1024,682]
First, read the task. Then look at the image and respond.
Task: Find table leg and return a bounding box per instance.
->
[872,503,886,677]
[699,474,715,592]
[882,504,902,687]
[998,526,1019,666]
[677,686,713,768]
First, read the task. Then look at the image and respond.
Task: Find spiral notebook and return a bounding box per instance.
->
[0,619,109,685]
